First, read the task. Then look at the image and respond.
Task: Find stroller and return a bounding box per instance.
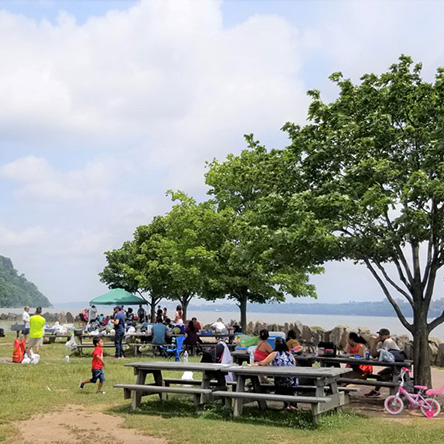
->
[85,318,102,333]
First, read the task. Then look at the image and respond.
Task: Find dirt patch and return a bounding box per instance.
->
[14,405,166,444]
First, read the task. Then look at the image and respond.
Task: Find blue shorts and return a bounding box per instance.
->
[90,368,105,383]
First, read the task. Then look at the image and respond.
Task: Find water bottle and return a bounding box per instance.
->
[64,355,70,363]
[183,350,189,363]
[365,352,370,360]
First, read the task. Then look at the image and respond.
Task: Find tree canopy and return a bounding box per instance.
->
[233,55,444,385]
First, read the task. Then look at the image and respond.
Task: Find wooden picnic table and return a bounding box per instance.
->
[115,361,232,409]
[217,365,351,419]
[294,354,412,394]
[114,361,351,420]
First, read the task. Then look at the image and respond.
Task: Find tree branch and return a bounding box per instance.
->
[428,310,444,333]
[372,259,414,304]
[383,211,414,285]
[363,258,413,332]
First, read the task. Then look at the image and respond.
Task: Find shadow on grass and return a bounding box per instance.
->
[107,398,363,431]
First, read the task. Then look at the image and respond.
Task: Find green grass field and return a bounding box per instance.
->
[1,329,444,443]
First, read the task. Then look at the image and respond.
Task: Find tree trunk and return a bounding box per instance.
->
[179,294,192,322]
[149,295,161,322]
[238,292,248,333]
[413,306,431,386]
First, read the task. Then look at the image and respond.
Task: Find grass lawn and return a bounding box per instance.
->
[1,329,444,443]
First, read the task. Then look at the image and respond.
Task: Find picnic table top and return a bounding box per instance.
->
[224,364,351,378]
[125,361,233,372]
[294,354,412,367]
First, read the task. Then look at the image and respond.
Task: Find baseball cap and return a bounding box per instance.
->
[377,328,390,335]
[114,305,122,310]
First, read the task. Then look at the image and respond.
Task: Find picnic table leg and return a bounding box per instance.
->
[200,371,213,405]
[233,375,246,417]
[251,375,267,411]
[153,370,167,401]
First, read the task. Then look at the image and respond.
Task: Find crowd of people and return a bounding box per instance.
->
[16,304,408,403]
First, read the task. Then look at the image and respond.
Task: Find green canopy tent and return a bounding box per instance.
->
[89,288,147,306]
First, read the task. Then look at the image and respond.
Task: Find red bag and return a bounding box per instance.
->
[13,338,26,363]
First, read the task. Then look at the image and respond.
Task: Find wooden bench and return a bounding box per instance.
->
[75,343,117,355]
[212,390,331,411]
[114,383,213,409]
[338,378,398,394]
[10,324,25,338]
[163,378,357,395]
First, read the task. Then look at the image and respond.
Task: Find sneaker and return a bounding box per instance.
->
[79,381,84,389]
[286,405,298,410]
[97,391,105,394]
[364,389,380,398]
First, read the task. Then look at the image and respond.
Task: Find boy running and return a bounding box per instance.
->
[79,336,106,394]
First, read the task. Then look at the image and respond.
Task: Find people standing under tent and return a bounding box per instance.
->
[137,304,146,323]
[89,305,97,322]
[174,305,183,324]
[112,305,126,358]
[163,307,168,320]
[22,306,30,339]
[126,307,134,322]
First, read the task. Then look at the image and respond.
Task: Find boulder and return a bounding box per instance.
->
[428,338,441,366]
[326,326,350,351]
[437,343,444,367]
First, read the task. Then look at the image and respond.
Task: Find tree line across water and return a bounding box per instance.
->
[100,56,444,386]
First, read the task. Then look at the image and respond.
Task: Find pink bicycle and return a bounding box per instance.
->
[384,367,443,418]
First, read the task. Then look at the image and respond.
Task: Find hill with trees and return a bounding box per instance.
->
[0,255,51,308]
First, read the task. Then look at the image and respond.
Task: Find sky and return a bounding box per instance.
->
[1,0,444,307]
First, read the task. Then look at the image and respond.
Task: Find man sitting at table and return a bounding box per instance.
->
[365,328,401,398]
[151,318,171,345]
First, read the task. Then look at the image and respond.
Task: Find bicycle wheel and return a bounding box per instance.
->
[384,395,404,415]
[420,398,441,418]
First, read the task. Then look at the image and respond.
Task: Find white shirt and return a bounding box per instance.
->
[212,321,228,335]
[22,311,30,328]
[376,337,400,351]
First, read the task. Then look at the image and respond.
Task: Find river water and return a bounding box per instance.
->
[2,306,444,341]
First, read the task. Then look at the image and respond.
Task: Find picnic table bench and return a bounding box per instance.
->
[10,323,25,338]
[115,361,231,409]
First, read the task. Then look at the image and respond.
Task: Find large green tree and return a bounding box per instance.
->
[136,193,221,321]
[206,146,323,331]
[257,55,444,385]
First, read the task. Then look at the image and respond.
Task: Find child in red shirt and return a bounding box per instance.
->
[79,337,106,394]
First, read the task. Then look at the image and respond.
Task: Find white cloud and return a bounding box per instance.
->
[1,156,114,201]
[0,224,48,247]
[1,0,443,306]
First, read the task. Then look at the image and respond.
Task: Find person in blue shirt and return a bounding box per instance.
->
[151,319,171,345]
[112,305,126,358]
